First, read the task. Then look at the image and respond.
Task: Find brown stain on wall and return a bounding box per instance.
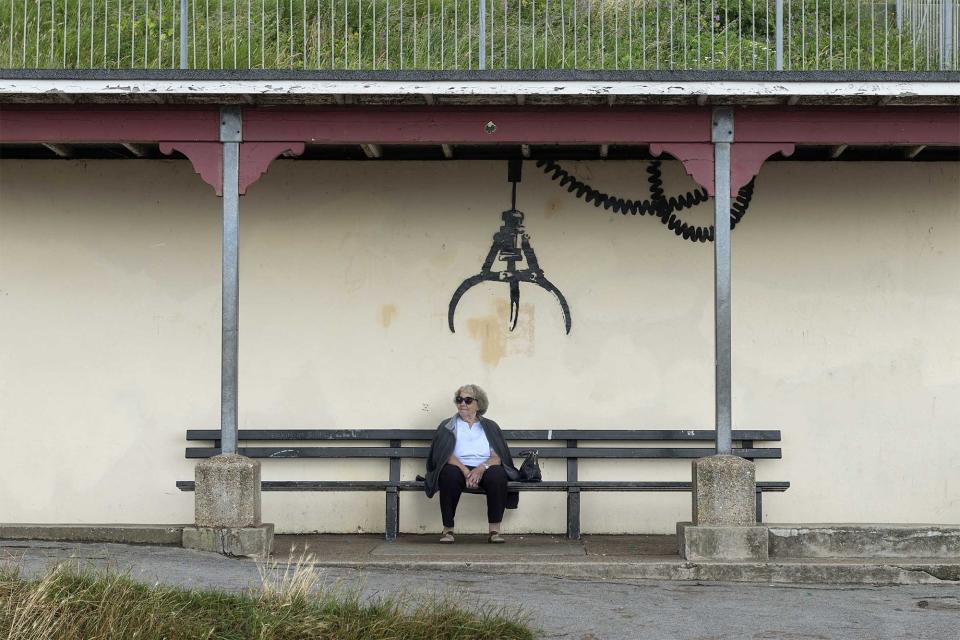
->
[544,197,563,219]
[467,321,506,367]
[379,304,397,328]
[510,304,535,356]
[466,300,535,366]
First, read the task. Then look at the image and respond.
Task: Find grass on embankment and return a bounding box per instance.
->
[0,0,935,71]
[0,561,535,640]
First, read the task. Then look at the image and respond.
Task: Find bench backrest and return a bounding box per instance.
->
[185,429,782,460]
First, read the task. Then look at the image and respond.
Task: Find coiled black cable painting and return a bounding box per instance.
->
[536,159,755,244]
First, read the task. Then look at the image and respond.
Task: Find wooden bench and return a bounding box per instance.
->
[177,428,789,541]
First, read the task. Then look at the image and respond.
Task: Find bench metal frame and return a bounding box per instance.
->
[178,428,788,541]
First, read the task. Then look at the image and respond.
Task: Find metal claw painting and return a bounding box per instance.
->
[448,160,572,335]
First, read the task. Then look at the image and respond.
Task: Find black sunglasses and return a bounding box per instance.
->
[455,396,475,405]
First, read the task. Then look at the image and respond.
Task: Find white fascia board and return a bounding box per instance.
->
[1,79,958,97]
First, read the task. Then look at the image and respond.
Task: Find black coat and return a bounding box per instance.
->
[424,415,521,509]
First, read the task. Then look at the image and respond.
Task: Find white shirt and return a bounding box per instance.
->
[453,418,492,466]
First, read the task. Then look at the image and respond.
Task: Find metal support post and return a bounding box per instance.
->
[566,441,580,540]
[220,106,242,455]
[180,0,189,69]
[386,442,401,541]
[944,0,955,70]
[775,0,784,70]
[712,108,733,456]
[479,0,487,70]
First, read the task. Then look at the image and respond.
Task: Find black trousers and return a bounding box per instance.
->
[438,463,509,529]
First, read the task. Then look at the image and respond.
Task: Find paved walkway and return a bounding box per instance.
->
[3,537,959,639]
[269,533,960,585]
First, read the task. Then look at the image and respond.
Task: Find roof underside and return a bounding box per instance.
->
[2,142,957,162]
[1,70,957,161]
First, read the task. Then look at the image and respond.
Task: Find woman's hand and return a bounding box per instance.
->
[465,466,485,488]
[448,455,470,479]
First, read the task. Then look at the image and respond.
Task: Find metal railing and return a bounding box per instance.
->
[1,0,956,70]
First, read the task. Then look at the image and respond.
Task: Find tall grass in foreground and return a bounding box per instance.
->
[0,560,534,640]
[0,0,944,71]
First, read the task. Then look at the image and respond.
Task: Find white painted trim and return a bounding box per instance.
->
[360,143,382,158]
[42,143,72,157]
[906,144,927,158]
[1,79,958,97]
[122,143,148,157]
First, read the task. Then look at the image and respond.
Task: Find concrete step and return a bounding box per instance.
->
[274,533,960,585]
[2,528,959,585]
[304,556,960,585]
[767,524,960,559]
[0,523,185,546]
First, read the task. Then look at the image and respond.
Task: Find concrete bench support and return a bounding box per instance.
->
[678,454,769,561]
[182,453,273,558]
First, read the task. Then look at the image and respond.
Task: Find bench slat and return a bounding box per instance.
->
[175,480,394,491]
[185,446,782,459]
[186,428,780,442]
[186,446,430,458]
[176,480,790,492]
[187,429,437,441]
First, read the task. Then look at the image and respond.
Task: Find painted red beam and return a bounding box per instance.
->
[242,107,713,144]
[244,106,960,146]
[734,107,960,145]
[3,104,957,147]
[0,105,220,143]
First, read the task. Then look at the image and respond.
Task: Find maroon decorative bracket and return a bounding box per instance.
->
[650,142,795,196]
[239,142,305,195]
[159,142,223,195]
[649,143,715,194]
[159,141,305,196]
[732,143,795,193]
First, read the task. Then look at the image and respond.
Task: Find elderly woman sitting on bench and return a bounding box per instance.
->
[423,384,520,544]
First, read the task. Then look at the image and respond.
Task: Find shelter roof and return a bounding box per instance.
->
[2,70,957,162]
[2,69,958,107]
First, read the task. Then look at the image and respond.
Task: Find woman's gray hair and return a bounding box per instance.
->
[455,384,489,416]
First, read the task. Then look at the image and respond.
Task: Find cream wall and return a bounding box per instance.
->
[1,159,957,534]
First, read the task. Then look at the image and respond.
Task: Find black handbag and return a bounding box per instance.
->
[518,450,542,482]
